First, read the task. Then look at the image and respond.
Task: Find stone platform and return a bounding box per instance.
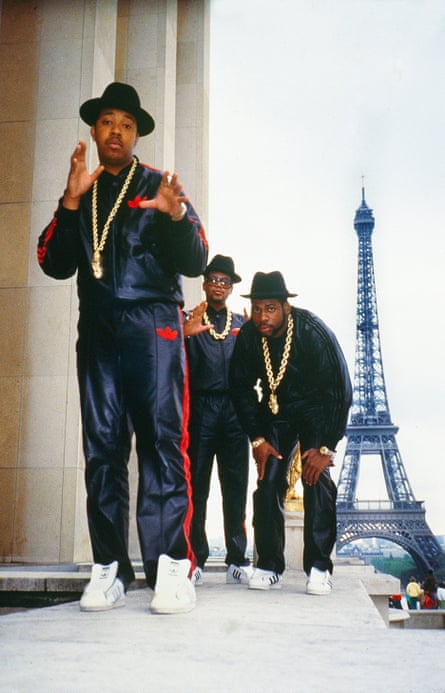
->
[0,564,444,693]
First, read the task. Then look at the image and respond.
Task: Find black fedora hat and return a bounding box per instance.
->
[241,271,297,299]
[79,82,155,136]
[204,255,242,283]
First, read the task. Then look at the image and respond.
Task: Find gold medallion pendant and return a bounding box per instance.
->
[91,249,104,279]
[269,393,279,415]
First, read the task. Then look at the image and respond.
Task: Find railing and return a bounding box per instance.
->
[337,500,425,512]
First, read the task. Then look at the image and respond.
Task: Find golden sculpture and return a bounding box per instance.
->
[285,441,304,512]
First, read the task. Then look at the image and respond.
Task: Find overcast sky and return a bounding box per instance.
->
[203,0,445,542]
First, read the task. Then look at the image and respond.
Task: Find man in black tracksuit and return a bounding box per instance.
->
[37,82,208,614]
[229,271,352,594]
[186,255,252,585]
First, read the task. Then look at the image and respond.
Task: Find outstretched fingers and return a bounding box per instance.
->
[138,170,189,215]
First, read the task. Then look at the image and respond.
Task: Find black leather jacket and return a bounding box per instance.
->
[37,160,208,310]
[186,307,245,395]
[229,306,352,451]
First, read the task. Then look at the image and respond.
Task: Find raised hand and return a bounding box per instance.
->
[138,171,189,220]
[183,301,213,338]
[63,141,104,210]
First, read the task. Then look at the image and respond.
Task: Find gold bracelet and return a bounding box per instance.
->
[252,437,266,449]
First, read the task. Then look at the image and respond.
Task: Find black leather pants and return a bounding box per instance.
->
[77,301,194,589]
[253,422,337,575]
[188,393,250,568]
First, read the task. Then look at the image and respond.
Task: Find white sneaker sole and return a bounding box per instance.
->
[248,580,282,591]
[248,584,282,591]
[80,594,126,612]
[306,584,332,596]
[150,599,196,615]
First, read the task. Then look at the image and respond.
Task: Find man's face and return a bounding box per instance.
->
[250,299,290,338]
[91,108,139,173]
[203,273,233,307]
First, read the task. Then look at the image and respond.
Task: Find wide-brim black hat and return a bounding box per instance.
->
[204,254,242,283]
[79,82,155,136]
[241,271,297,299]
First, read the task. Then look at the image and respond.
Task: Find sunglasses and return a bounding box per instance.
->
[206,276,232,288]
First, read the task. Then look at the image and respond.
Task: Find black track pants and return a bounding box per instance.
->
[253,423,336,575]
[188,393,249,568]
[77,302,194,589]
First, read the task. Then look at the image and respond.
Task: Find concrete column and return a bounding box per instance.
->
[0,0,118,564]
[176,0,210,307]
[0,0,40,563]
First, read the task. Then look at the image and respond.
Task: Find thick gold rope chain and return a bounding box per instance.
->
[261,313,294,415]
[203,309,233,340]
[91,156,138,279]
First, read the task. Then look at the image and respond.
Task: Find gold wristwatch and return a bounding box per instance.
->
[320,446,335,458]
[252,437,266,449]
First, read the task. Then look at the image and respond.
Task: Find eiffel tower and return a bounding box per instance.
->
[336,187,445,573]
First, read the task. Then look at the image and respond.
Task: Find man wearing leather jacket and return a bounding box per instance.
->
[229,271,352,594]
[37,82,208,614]
[185,255,252,586]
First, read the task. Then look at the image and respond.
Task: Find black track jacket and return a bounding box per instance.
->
[229,306,352,452]
[37,160,208,308]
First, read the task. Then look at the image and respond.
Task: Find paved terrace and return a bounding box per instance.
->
[0,563,444,693]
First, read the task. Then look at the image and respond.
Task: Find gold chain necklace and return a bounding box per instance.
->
[261,313,294,415]
[203,309,233,340]
[91,156,138,279]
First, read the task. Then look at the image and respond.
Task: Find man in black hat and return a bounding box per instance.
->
[37,82,208,614]
[185,255,252,585]
[229,271,352,594]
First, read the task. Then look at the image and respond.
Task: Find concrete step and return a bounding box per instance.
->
[0,558,227,609]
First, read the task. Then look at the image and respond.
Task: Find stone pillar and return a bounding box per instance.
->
[0,0,41,563]
[176,0,210,306]
[0,0,118,565]
[284,510,304,570]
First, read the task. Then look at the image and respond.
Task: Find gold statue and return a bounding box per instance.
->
[285,441,304,512]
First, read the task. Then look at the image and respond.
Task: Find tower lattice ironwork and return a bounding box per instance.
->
[336,188,445,573]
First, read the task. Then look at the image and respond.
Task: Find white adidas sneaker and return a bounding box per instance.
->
[226,564,254,584]
[150,554,196,614]
[80,561,125,611]
[306,566,332,595]
[248,568,282,590]
[191,566,204,586]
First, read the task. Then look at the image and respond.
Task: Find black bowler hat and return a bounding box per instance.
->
[204,255,242,284]
[241,271,297,299]
[80,82,155,136]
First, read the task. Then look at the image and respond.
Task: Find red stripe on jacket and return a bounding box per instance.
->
[37,217,57,265]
